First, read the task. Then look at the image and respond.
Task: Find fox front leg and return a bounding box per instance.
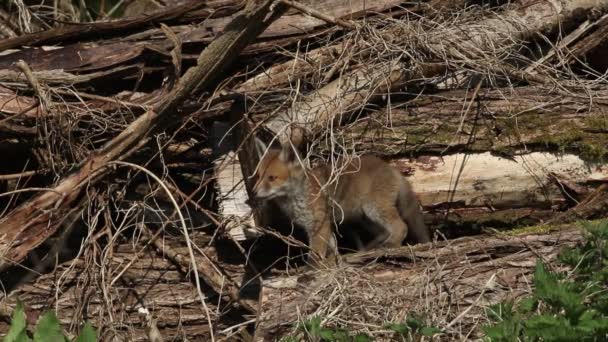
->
[307,217,333,264]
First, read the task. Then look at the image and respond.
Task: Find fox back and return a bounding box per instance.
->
[252,133,431,261]
[323,155,432,248]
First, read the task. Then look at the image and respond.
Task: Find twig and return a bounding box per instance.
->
[0,169,50,180]
[107,161,216,342]
[16,60,51,111]
[279,0,356,30]
[0,100,39,125]
[0,0,210,51]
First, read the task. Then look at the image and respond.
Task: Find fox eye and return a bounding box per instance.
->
[268,175,277,181]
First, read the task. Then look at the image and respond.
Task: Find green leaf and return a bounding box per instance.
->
[533,261,584,319]
[483,220,608,342]
[485,302,514,322]
[420,326,441,336]
[574,309,608,336]
[5,302,30,342]
[580,220,608,240]
[329,329,350,342]
[405,314,424,332]
[353,333,373,342]
[517,298,537,314]
[558,246,584,269]
[33,311,65,342]
[482,320,520,342]
[319,328,336,341]
[303,316,322,338]
[14,332,31,342]
[525,314,573,340]
[74,322,97,342]
[385,323,409,335]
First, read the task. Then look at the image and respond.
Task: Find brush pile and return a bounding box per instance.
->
[1,0,608,340]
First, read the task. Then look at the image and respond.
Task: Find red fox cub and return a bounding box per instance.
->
[252,129,431,262]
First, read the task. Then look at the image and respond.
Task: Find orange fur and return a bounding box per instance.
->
[252,133,431,262]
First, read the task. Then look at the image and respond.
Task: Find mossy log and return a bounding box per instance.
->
[337,86,608,160]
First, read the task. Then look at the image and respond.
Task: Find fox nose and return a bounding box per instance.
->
[252,190,265,200]
[252,179,264,197]
[252,185,261,199]
[247,192,265,206]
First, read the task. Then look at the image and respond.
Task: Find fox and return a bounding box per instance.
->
[251,128,431,262]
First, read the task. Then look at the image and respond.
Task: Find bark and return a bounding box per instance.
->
[549,183,608,224]
[337,86,608,157]
[254,227,585,341]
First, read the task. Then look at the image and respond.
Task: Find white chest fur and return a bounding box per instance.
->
[275,182,316,234]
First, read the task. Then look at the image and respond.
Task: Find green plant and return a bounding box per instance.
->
[280,313,440,342]
[4,302,97,342]
[483,220,608,341]
[386,314,442,341]
[281,316,372,342]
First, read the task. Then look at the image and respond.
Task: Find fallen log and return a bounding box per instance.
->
[549,183,608,224]
[254,226,585,341]
[239,0,608,94]
[393,152,606,209]
[337,85,608,157]
[257,0,608,138]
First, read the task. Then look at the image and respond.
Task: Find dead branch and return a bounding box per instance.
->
[0,1,210,52]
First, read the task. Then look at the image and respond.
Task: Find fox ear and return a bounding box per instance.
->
[290,126,306,149]
[279,141,298,163]
[254,137,268,159]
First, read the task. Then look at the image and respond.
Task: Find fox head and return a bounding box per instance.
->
[252,129,305,201]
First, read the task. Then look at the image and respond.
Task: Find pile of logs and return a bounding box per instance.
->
[0,0,607,340]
